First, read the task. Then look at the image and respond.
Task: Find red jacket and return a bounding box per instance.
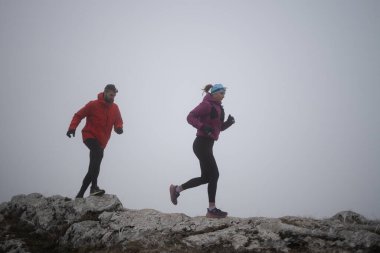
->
[68,92,123,149]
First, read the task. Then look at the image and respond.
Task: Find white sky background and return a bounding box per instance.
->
[0,0,379,219]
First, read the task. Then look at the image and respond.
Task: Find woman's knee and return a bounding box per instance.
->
[200,174,210,184]
[210,170,219,183]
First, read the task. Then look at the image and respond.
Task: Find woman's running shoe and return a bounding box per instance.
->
[169,184,180,205]
[206,208,228,218]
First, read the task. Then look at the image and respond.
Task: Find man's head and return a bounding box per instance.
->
[104,84,118,103]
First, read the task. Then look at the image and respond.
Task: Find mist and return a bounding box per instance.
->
[1,0,379,219]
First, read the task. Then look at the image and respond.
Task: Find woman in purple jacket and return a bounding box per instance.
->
[170,84,235,218]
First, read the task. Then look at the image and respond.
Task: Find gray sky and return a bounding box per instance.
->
[1,0,379,219]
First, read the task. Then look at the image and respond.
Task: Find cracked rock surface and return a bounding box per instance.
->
[1,193,379,252]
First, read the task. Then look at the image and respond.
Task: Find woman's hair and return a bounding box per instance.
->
[202,84,213,94]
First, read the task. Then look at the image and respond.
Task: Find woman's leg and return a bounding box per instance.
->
[181,137,215,190]
[204,154,219,205]
[170,136,220,207]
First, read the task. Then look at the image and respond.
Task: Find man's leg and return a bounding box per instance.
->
[76,139,104,198]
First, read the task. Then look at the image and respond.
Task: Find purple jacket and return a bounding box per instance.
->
[187,93,230,141]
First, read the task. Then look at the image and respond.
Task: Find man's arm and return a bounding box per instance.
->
[67,102,91,136]
[114,105,123,134]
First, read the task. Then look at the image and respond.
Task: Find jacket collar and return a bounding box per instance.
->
[203,93,221,105]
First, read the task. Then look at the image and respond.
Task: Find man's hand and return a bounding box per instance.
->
[66,129,75,138]
[115,128,123,134]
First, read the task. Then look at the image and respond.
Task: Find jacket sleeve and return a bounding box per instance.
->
[68,102,91,130]
[221,120,233,131]
[113,105,123,129]
[187,102,210,130]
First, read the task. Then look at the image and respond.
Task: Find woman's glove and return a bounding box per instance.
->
[226,115,235,125]
[202,125,214,136]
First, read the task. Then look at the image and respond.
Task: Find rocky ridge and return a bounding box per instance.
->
[0,193,379,252]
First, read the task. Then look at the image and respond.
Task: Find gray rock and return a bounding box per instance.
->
[0,193,123,252]
[1,194,380,253]
[332,210,369,224]
[0,239,31,253]
[60,220,108,249]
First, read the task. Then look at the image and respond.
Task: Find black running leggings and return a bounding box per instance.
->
[78,139,104,194]
[181,136,219,203]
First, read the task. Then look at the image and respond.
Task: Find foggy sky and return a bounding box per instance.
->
[1,0,379,219]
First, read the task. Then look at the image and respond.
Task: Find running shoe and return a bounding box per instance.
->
[90,186,105,196]
[169,184,180,205]
[206,208,228,218]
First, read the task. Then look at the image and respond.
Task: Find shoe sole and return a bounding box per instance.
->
[90,190,105,196]
[206,213,228,219]
[169,185,177,205]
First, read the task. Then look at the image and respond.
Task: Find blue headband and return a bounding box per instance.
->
[211,84,226,94]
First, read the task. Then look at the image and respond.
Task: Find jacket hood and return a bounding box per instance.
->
[98,92,105,101]
[97,92,113,105]
[203,93,221,105]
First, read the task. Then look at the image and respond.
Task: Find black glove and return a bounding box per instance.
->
[202,125,214,136]
[226,114,235,125]
[115,128,123,134]
[66,129,75,138]
[222,115,235,131]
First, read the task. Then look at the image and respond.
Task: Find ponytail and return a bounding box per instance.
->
[202,84,213,94]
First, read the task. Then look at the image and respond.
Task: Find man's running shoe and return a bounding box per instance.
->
[169,184,180,205]
[206,208,228,219]
[90,186,105,196]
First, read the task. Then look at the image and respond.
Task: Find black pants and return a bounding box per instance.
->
[78,139,104,195]
[182,136,219,203]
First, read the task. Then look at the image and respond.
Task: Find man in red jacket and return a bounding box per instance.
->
[67,84,123,198]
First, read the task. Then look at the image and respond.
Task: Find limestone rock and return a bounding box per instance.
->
[1,193,379,253]
[0,239,30,253]
[331,210,369,224]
